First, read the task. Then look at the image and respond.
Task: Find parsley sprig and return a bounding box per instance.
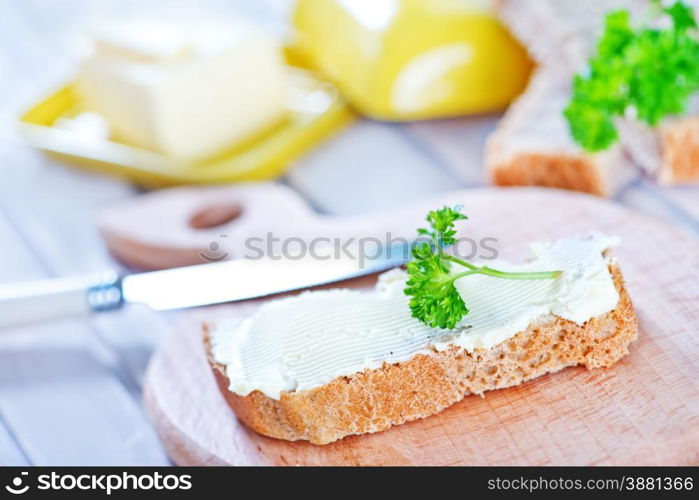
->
[404,206,562,330]
[564,0,699,152]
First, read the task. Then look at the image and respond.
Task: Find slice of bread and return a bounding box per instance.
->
[491,0,699,191]
[486,69,636,196]
[205,261,637,445]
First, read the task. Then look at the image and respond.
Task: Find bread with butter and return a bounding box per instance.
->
[204,243,637,445]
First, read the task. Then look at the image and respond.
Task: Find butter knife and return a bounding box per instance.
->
[0,242,409,328]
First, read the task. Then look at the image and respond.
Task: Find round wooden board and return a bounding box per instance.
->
[142,187,699,465]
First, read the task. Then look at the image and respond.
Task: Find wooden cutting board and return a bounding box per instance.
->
[103,185,699,465]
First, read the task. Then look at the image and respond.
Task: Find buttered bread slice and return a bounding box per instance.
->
[205,234,638,445]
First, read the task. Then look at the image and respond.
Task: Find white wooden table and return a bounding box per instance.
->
[0,0,696,465]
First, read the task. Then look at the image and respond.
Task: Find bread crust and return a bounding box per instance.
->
[489,152,609,196]
[660,116,699,184]
[205,264,637,445]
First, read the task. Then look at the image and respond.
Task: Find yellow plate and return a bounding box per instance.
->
[17,67,355,187]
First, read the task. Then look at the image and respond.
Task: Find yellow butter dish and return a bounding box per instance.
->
[290,0,533,120]
[17,66,354,188]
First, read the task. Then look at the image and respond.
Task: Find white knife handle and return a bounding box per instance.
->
[0,272,123,329]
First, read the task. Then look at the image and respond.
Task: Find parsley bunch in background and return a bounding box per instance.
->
[564,0,699,152]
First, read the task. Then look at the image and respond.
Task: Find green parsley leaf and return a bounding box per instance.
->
[404,206,562,330]
[565,1,699,152]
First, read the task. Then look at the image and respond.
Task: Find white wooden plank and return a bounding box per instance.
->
[0,326,169,465]
[0,143,135,273]
[0,8,172,456]
[660,186,699,223]
[0,414,30,465]
[405,115,500,185]
[19,0,289,49]
[0,57,168,457]
[0,1,55,77]
[286,120,457,215]
[15,0,89,57]
[0,48,27,102]
[0,211,168,465]
[617,179,699,236]
[0,141,169,382]
[90,306,174,388]
[0,224,168,465]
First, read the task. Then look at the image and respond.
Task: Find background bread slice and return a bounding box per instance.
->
[205,262,638,445]
[489,1,640,196]
[491,0,699,191]
[486,69,636,196]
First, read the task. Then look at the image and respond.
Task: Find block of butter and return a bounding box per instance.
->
[290,0,532,120]
[78,20,288,160]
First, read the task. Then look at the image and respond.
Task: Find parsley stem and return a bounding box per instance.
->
[443,255,562,280]
[475,267,563,280]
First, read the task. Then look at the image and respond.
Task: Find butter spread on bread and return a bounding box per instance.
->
[206,234,637,444]
[210,234,623,396]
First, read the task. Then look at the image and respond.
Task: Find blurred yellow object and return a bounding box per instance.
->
[290,0,533,120]
[17,67,355,188]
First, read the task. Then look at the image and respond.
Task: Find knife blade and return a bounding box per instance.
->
[0,241,411,328]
